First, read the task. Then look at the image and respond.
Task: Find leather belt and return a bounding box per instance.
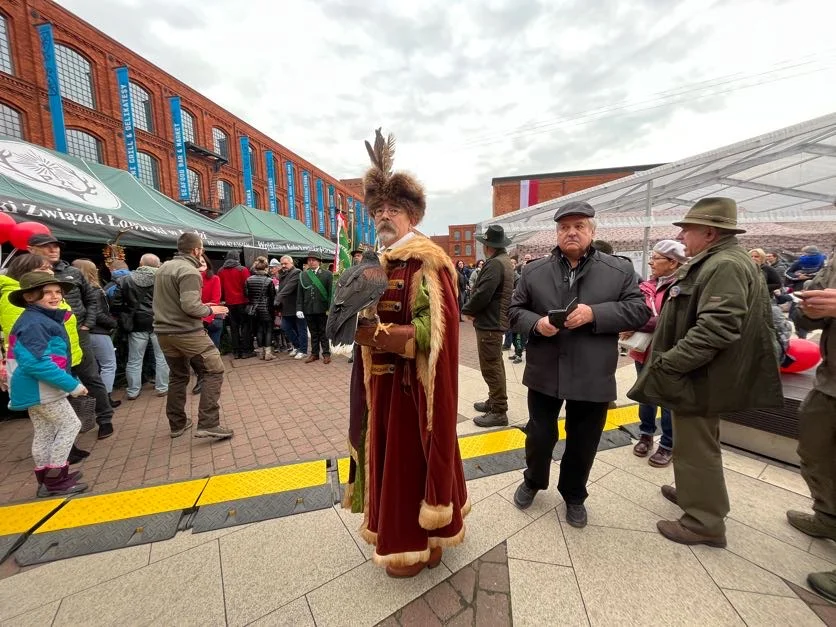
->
[378,300,403,312]
[370,364,396,376]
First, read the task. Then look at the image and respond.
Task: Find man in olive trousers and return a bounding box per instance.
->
[786,263,836,601]
[630,197,782,547]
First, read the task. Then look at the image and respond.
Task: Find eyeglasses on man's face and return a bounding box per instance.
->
[371,206,403,218]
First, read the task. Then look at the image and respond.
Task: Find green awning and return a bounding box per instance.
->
[0,137,254,251]
[217,204,335,257]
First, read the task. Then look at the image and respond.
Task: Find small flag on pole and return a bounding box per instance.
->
[335,211,353,275]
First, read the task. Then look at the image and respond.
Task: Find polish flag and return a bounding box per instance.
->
[519,179,539,209]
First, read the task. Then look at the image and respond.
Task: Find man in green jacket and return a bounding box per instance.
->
[630,197,782,548]
[153,233,232,440]
[786,264,836,601]
[297,251,333,364]
[463,225,515,427]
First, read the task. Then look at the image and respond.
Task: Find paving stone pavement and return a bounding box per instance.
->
[379,543,513,626]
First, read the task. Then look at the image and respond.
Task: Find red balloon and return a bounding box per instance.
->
[0,213,16,244]
[780,338,821,373]
[9,222,51,250]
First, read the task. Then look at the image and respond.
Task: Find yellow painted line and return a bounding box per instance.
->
[0,498,66,536]
[35,480,207,534]
[458,428,527,459]
[197,460,326,507]
[337,457,350,484]
[605,405,641,429]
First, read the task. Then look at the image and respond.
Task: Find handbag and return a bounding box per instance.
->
[618,331,653,352]
[68,395,97,433]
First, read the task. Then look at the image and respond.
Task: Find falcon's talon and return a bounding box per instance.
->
[373,322,394,339]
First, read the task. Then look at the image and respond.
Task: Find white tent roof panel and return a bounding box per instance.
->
[482,113,836,235]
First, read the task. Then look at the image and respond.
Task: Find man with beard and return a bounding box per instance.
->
[343,128,468,578]
[28,234,115,439]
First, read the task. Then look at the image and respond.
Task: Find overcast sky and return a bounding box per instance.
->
[57,0,836,235]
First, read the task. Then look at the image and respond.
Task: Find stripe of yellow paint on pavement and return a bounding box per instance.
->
[35,479,207,533]
[337,457,350,484]
[0,499,66,536]
[197,460,326,507]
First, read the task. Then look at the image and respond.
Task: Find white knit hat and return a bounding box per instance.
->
[653,240,688,264]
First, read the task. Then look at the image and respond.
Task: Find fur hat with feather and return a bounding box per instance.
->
[363,128,426,224]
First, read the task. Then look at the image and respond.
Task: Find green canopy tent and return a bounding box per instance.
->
[0,137,255,251]
[217,204,335,258]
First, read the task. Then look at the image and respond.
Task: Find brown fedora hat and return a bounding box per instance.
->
[8,271,75,308]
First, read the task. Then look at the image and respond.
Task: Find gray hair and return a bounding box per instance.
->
[279,255,294,264]
[140,253,161,268]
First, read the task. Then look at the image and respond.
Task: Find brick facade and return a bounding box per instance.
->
[491,165,663,217]
[0,0,355,238]
[429,224,477,267]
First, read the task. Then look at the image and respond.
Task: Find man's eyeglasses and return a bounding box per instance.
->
[370,206,403,218]
[649,255,669,262]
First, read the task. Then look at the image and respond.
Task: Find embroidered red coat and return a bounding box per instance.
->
[346,236,470,568]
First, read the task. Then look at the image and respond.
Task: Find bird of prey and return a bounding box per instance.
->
[326,249,390,347]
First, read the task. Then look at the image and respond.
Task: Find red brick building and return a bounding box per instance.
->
[492,165,663,217]
[0,0,356,238]
[430,224,477,266]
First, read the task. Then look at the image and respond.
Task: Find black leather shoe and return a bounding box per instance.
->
[473,412,508,428]
[566,503,588,528]
[513,482,538,510]
[68,444,90,465]
[473,400,491,413]
[97,423,114,440]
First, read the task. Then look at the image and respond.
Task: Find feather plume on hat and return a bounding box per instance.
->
[363,128,426,224]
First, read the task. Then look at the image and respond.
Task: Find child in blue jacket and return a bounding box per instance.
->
[7,271,89,497]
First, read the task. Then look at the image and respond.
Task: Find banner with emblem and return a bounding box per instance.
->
[335,211,352,275]
[286,161,297,219]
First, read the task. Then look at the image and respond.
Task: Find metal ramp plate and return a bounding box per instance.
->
[14,480,207,566]
[0,498,66,560]
[191,460,330,533]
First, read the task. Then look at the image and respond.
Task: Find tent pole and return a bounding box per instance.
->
[641,181,653,279]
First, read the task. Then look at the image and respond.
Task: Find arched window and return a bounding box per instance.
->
[66,129,102,163]
[0,102,22,138]
[54,44,95,109]
[212,127,228,159]
[136,152,160,190]
[217,179,233,210]
[181,108,196,143]
[247,144,257,177]
[0,14,13,75]
[129,82,154,132]
[252,190,261,209]
[188,168,201,203]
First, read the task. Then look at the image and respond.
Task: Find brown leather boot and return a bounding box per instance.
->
[657,520,726,548]
[386,547,442,578]
[322,355,331,364]
[633,434,653,457]
[304,355,319,364]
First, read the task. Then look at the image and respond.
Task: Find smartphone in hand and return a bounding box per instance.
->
[548,298,578,328]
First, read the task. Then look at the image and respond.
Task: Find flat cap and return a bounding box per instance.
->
[653,239,688,264]
[553,201,595,222]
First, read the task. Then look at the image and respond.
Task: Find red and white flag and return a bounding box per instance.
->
[519,179,539,209]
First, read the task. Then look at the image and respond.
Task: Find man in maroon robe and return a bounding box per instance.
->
[344,129,469,578]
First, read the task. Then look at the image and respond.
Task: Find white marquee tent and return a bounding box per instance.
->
[481,113,836,267]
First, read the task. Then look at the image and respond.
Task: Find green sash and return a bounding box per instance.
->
[303,269,330,304]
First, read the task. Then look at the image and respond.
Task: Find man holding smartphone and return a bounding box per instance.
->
[787,268,836,601]
[509,201,650,527]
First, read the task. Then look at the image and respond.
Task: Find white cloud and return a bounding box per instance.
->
[56,0,836,234]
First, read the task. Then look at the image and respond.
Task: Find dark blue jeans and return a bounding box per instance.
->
[205,318,223,348]
[634,361,673,450]
[281,315,308,354]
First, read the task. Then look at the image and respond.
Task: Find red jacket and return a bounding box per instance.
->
[217,265,250,305]
[201,273,221,323]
